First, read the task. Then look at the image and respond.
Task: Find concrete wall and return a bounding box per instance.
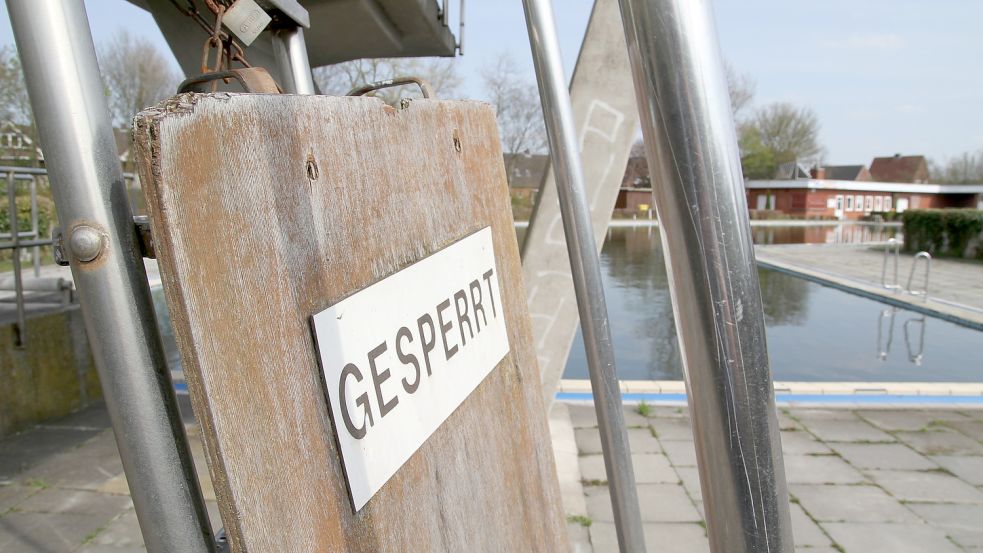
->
[0,306,99,438]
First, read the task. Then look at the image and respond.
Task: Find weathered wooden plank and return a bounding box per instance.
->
[134,93,567,552]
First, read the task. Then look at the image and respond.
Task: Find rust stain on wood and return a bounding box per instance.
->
[134,93,568,552]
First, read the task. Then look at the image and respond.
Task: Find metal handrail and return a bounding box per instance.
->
[907,251,931,301]
[881,237,901,291]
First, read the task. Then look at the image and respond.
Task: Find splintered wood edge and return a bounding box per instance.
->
[133,93,246,549]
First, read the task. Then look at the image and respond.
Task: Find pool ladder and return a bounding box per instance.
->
[881,238,931,300]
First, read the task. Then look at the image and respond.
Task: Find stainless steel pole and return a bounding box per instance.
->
[6,2,215,552]
[7,172,25,346]
[271,26,316,94]
[521,1,645,551]
[615,0,794,551]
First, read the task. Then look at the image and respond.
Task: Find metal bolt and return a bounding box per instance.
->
[69,225,104,262]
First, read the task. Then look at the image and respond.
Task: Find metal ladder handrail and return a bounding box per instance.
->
[880,237,931,301]
[880,237,901,291]
[907,251,931,301]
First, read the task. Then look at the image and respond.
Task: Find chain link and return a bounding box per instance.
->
[169,0,253,77]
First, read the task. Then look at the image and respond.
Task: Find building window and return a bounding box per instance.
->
[883,196,892,211]
[874,196,883,212]
[865,196,873,212]
[845,195,854,211]
[855,195,863,210]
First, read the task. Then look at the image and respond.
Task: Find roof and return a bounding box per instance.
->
[774,161,810,180]
[746,179,983,194]
[622,156,651,189]
[869,155,928,183]
[504,153,548,189]
[823,165,866,181]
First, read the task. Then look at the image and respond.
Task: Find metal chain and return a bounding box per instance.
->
[168,0,253,75]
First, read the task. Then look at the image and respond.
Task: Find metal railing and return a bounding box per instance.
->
[0,166,141,346]
[881,237,931,300]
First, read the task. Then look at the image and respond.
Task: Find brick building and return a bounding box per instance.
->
[746,154,983,220]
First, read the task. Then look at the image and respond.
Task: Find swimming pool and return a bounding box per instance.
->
[563,227,983,382]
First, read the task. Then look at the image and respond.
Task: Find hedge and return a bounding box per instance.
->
[902,209,983,260]
[0,194,56,239]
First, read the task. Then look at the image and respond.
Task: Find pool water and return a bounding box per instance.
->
[563,227,983,382]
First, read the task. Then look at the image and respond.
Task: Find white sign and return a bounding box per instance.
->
[312,227,510,511]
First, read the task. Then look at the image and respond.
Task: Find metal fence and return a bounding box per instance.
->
[0,165,139,346]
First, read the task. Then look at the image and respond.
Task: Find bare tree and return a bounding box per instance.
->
[931,150,983,184]
[481,52,547,182]
[313,57,461,104]
[97,31,181,127]
[0,45,33,126]
[738,102,823,179]
[748,102,823,164]
[724,62,755,118]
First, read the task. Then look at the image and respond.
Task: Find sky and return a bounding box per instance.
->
[0,0,980,166]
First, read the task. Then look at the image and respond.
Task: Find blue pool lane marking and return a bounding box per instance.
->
[173,382,983,406]
[556,391,983,405]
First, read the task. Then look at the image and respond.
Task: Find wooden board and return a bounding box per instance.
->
[133,93,567,552]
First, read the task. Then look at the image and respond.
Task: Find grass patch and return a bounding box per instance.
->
[637,400,652,417]
[581,478,608,487]
[566,514,593,528]
[24,478,50,490]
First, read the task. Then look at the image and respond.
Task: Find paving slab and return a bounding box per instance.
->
[830,443,936,471]
[906,503,983,549]
[0,427,102,482]
[0,511,113,553]
[0,484,38,513]
[822,521,964,553]
[90,509,143,548]
[579,455,609,484]
[868,469,983,504]
[894,429,983,456]
[631,454,680,485]
[650,418,694,441]
[946,419,983,442]
[800,419,895,443]
[78,545,146,553]
[17,431,123,491]
[586,484,700,523]
[790,484,918,523]
[660,440,698,468]
[784,455,867,485]
[16,488,132,515]
[589,521,709,553]
[567,404,599,429]
[789,502,831,548]
[674,466,701,501]
[575,427,662,455]
[929,455,983,486]
[567,522,592,553]
[645,406,689,420]
[780,430,833,455]
[857,410,971,432]
[790,408,860,422]
[551,403,589,518]
[623,408,651,428]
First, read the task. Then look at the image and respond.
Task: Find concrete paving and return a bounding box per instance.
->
[561,401,983,553]
[4,400,983,551]
[756,243,983,328]
[0,401,222,553]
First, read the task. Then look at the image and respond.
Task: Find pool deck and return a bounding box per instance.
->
[4,399,983,552]
[755,243,983,330]
[556,400,983,553]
